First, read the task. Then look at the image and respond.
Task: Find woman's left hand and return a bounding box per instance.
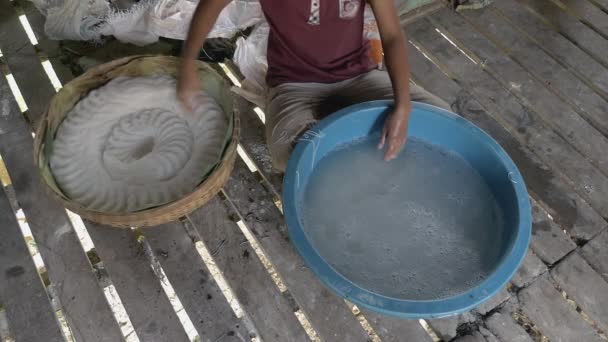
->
[378,103,411,161]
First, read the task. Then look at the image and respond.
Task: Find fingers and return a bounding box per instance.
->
[378,125,388,149]
[379,124,407,160]
[384,136,406,161]
[176,71,201,113]
[384,140,397,161]
[177,87,196,113]
[178,94,193,113]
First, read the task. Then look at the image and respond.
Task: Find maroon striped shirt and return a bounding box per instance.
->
[259,0,375,86]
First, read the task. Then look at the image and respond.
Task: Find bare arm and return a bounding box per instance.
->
[181,0,231,60]
[368,0,412,160]
[178,0,230,110]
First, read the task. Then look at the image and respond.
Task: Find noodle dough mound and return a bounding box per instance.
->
[50,75,228,213]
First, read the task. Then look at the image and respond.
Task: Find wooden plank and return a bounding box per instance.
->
[187,197,309,342]
[454,332,487,342]
[589,0,608,10]
[513,0,608,67]
[430,9,608,175]
[0,69,124,342]
[360,313,433,342]
[428,312,476,341]
[558,0,608,38]
[474,287,511,316]
[407,40,607,241]
[408,17,608,220]
[223,160,371,341]
[85,223,190,342]
[0,0,57,126]
[510,249,548,288]
[14,0,75,84]
[142,223,250,341]
[530,201,577,265]
[478,327,499,342]
[0,308,14,341]
[493,0,608,99]
[2,185,19,214]
[0,187,64,342]
[396,0,441,16]
[461,6,608,138]
[407,52,461,105]
[580,230,608,282]
[551,252,608,333]
[518,275,603,342]
[485,312,534,342]
[237,100,283,194]
[400,0,446,26]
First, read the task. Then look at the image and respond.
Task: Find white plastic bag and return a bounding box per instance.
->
[29,0,264,45]
[232,22,269,108]
[209,0,264,38]
[233,23,268,91]
[40,0,110,41]
[149,0,264,40]
[101,1,160,46]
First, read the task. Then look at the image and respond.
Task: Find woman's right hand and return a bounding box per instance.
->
[177,60,201,112]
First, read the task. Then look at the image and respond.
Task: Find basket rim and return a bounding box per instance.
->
[33,55,240,227]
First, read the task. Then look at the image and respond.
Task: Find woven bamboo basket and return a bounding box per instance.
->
[33,55,239,228]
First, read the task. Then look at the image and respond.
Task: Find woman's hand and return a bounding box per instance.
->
[378,103,411,161]
[177,60,201,112]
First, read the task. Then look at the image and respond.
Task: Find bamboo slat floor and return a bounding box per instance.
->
[1,0,607,341]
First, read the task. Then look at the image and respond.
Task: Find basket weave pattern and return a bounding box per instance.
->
[33,55,239,228]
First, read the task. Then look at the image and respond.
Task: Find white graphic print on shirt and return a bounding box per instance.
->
[308,0,361,25]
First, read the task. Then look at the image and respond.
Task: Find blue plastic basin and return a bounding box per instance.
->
[283,101,531,318]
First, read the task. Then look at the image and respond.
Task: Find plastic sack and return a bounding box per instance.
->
[231,22,269,108]
[233,24,268,89]
[149,0,264,40]
[108,0,264,44]
[100,1,160,46]
[28,0,263,45]
[36,0,110,41]
[209,0,264,38]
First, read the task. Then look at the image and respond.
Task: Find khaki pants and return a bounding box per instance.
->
[265,70,451,172]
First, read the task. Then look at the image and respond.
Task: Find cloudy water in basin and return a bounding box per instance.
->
[300,137,505,300]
